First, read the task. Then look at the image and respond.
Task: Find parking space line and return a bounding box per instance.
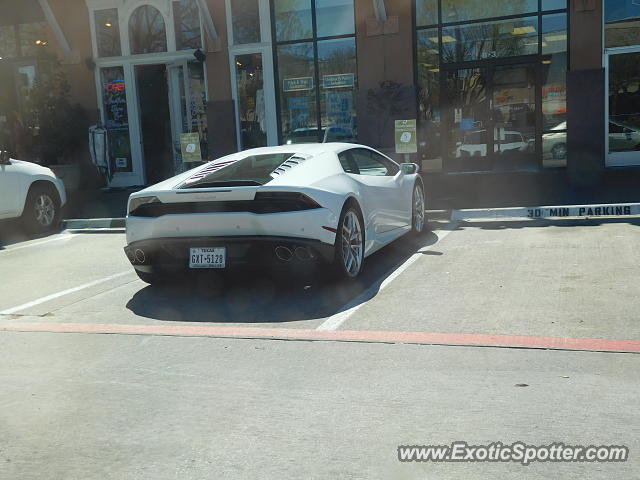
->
[1,322,638,353]
[0,271,134,315]
[316,223,458,331]
[0,232,75,253]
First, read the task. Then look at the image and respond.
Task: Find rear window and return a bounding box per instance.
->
[182,153,295,188]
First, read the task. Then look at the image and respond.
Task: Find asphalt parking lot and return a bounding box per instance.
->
[0,217,639,479]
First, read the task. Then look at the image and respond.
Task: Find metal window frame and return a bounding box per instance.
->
[270,0,358,144]
[412,0,569,172]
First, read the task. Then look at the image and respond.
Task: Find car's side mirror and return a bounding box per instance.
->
[400,163,418,175]
[0,151,10,165]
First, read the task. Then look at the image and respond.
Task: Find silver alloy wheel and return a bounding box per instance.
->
[341,210,363,277]
[34,193,55,227]
[413,184,425,233]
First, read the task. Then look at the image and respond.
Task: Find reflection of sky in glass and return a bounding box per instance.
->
[316,0,354,36]
[416,0,438,26]
[605,0,640,22]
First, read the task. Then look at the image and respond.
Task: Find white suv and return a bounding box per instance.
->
[0,151,67,233]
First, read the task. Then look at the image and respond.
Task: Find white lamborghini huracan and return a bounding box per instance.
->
[124,143,425,283]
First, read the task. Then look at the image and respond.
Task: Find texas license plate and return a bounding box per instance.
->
[189,247,226,269]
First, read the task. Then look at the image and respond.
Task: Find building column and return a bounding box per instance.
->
[355,0,416,159]
[567,0,605,178]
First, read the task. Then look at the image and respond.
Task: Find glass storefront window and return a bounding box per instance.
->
[605,0,640,48]
[318,37,357,141]
[100,67,132,172]
[541,13,567,133]
[0,25,17,59]
[187,61,209,160]
[129,5,168,54]
[445,68,488,159]
[18,22,49,57]
[173,0,202,50]
[316,0,355,37]
[442,16,538,63]
[542,0,567,10]
[95,9,121,57]
[277,42,318,143]
[416,29,441,163]
[274,0,313,41]
[273,0,357,143]
[608,52,640,154]
[235,53,267,149]
[441,0,537,24]
[230,0,261,44]
[416,0,438,27]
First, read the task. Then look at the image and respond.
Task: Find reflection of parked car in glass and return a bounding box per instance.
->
[0,151,67,233]
[609,121,640,152]
[456,130,528,157]
[285,126,355,144]
[542,121,567,160]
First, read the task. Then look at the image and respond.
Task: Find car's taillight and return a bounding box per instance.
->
[253,192,321,210]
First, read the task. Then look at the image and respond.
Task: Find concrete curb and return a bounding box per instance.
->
[63,218,126,229]
[451,203,640,222]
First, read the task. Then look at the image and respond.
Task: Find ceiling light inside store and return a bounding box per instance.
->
[512,26,536,35]
[429,68,440,72]
[545,34,567,41]
[35,40,42,44]
[441,35,457,42]
[542,60,551,64]
[105,23,112,27]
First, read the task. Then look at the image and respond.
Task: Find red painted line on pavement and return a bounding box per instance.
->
[1,322,639,353]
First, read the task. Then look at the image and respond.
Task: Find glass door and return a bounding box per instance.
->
[491,63,538,170]
[443,60,539,171]
[606,49,640,167]
[444,67,491,171]
[167,60,209,174]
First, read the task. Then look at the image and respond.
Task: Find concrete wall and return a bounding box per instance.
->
[204,0,236,159]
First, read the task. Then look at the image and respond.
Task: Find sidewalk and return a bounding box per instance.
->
[424,167,640,210]
[62,187,139,220]
[61,167,640,220]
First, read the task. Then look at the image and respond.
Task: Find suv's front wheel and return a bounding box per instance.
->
[21,184,60,234]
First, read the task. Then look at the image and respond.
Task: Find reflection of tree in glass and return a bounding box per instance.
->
[129,5,167,54]
[275,0,312,40]
[609,53,640,129]
[442,20,533,63]
[175,0,201,49]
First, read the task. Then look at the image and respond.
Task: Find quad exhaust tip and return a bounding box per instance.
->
[134,249,146,264]
[275,246,293,262]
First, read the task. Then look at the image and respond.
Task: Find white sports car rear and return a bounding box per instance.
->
[124,143,425,283]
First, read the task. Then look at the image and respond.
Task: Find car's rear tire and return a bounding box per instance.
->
[411,182,426,235]
[21,183,60,234]
[333,202,365,279]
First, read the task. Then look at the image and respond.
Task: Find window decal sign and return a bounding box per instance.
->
[283,77,314,92]
[323,73,355,89]
[395,119,417,154]
[180,132,202,163]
